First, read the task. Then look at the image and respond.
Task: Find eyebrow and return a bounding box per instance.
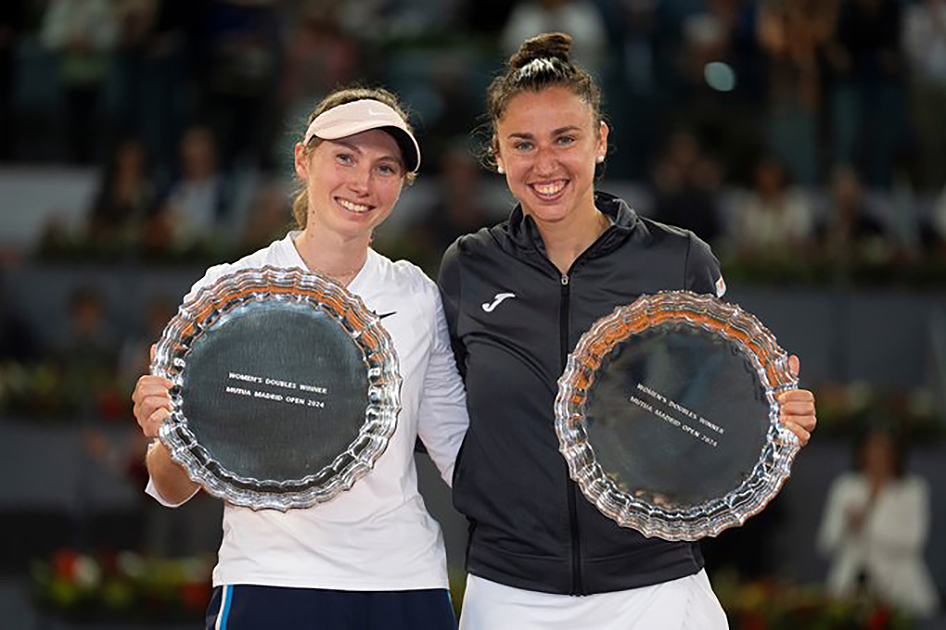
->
[507,126,583,140]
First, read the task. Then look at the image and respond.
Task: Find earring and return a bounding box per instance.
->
[596,155,605,164]
[497,165,505,174]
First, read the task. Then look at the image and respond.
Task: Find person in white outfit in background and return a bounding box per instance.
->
[818,426,940,619]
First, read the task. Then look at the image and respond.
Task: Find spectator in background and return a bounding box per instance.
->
[0,273,37,365]
[280,1,360,132]
[154,125,233,251]
[200,0,281,169]
[501,0,608,77]
[826,0,907,187]
[607,0,660,178]
[0,1,25,161]
[87,137,157,248]
[236,178,292,255]
[818,426,940,619]
[650,130,723,247]
[107,0,194,175]
[57,285,120,420]
[903,0,946,191]
[757,0,836,186]
[41,0,118,164]
[108,0,158,138]
[330,0,465,40]
[927,184,946,255]
[404,141,493,274]
[728,155,814,256]
[819,165,892,266]
[672,0,763,182]
[117,295,176,393]
[398,51,483,172]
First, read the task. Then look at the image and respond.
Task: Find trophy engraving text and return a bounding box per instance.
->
[225,371,330,409]
[630,383,719,448]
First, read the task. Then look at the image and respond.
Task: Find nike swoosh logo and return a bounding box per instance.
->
[376,311,397,320]
[482,293,516,313]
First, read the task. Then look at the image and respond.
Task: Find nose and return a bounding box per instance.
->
[534,145,557,176]
[347,163,371,195]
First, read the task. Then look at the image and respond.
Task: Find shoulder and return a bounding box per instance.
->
[629,216,717,269]
[635,215,702,249]
[445,227,499,261]
[372,250,439,308]
[830,472,867,495]
[211,238,287,276]
[439,227,503,279]
[897,475,931,495]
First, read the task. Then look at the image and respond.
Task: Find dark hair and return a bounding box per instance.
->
[68,284,103,313]
[292,86,417,229]
[854,424,907,479]
[482,32,604,171]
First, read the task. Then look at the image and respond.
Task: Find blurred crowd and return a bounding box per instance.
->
[0,0,940,269]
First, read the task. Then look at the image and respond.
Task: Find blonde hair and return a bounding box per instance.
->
[292,87,417,229]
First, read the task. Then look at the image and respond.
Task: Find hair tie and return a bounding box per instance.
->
[516,57,560,80]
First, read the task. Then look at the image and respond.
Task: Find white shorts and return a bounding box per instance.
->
[459,569,729,630]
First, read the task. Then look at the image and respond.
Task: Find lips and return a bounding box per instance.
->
[529,179,568,201]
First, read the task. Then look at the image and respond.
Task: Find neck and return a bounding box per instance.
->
[293,225,369,286]
[532,199,609,274]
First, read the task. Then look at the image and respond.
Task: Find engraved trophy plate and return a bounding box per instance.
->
[152,266,401,511]
[555,291,799,541]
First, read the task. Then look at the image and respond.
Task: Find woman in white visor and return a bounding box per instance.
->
[132,87,469,630]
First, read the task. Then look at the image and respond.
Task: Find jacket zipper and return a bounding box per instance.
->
[560,271,584,595]
[546,224,616,595]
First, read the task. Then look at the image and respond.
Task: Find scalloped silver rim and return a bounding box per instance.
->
[554,290,799,541]
[153,265,401,511]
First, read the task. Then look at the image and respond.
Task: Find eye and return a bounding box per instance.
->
[335,152,355,165]
[376,162,401,177]
[556,135,576,146]
[513,140,534,152]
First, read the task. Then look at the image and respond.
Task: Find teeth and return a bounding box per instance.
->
[533,181,566,195]
[338,198,371,213]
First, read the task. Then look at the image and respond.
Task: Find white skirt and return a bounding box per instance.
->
[459,570,729,630]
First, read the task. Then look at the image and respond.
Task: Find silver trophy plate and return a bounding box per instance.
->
[152,266,401,511]
[555,291,799,541]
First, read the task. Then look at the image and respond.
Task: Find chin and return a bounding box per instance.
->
[523,201,574,224]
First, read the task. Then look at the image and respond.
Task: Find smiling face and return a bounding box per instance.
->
[494,87,607,226]
[294,128,405,241]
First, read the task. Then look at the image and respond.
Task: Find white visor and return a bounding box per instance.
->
[303,99,421,173]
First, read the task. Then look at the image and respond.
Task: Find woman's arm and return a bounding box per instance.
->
[145,439,200,506]
[416,289,470,487]
[132,364,199,506]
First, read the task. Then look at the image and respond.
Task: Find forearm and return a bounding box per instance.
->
[145,440,199,505]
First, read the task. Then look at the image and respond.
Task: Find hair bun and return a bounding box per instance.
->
[509,32,573,70]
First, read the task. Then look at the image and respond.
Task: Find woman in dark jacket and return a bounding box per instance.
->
[439,32,817,630]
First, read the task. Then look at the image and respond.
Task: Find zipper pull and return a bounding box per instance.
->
[561,274,569,286]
